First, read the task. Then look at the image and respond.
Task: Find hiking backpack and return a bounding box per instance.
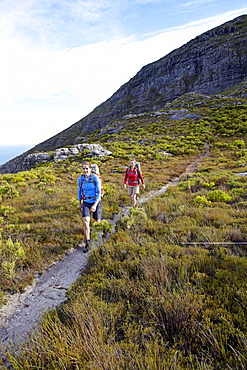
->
[79,164,104,197]
[92,164,104,196]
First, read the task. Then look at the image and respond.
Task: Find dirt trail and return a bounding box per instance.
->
[0,248,88,353]
[0,145,209,359]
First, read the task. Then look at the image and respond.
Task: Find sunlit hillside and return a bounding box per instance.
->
[1,92,247,369]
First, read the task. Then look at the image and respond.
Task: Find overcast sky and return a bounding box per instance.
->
[0,0,247,149]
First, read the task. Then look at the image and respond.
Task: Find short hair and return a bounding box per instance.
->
[82,161,92,168]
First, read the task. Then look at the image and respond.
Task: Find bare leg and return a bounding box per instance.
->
[133,194,137,207]
[83,216,90,241]
[130,194,137,207]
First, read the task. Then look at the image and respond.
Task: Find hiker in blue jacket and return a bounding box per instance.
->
[78,162,102,252]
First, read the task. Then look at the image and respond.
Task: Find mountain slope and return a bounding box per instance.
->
[32,14,247,151]
[1,92,247,368]
[1,14,247,174]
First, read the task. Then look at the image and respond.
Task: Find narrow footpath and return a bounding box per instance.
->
[0,145,210,359]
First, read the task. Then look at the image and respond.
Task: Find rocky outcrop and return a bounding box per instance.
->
[167,109,201,121]
[22,152,51,170]
[0,144,112,173]
[53,144,112,161]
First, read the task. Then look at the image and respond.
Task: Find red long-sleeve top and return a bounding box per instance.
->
[124,167,145,186]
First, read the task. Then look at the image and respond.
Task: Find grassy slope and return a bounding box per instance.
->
[1,93,247,369]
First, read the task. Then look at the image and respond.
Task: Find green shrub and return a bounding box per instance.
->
[232,139,246,148]
[207,190,232,202]
[194,195,211,206]
[0,184,19,200]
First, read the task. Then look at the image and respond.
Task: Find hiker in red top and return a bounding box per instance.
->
[124,159,145,207]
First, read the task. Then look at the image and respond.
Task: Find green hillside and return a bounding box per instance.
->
[1,93,247,369]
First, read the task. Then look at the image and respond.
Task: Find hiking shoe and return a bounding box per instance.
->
[83,240,91,253]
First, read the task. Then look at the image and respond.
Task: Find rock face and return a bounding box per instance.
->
[0,144,112,173]
[1,15,247,173]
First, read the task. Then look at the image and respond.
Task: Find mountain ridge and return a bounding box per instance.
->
[1,14,247,174]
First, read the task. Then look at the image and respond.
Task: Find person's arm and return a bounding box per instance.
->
[94,175,101,202]
[78,177,83,208]
[124,169,128,188]
[90,175,101,212]
[138,169,145,188]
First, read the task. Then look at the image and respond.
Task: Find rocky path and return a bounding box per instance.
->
[0,248,88,353]
[0,146,210,360]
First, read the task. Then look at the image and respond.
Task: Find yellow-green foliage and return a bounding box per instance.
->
[1,98,247,369]
[0,183,19,201]
[117,206,148,229]
[0,237,25,281]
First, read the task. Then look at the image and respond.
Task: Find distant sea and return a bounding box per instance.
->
[0,145,34,166]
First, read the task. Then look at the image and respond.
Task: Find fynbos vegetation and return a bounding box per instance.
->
[1,93,247,369]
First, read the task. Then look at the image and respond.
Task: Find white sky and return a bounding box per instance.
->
[0,0,247,148]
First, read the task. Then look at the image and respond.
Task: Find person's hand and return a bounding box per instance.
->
[90,204,96,213]
[78,204,82,210]
[143,184,145,189]
[124,184,127,189]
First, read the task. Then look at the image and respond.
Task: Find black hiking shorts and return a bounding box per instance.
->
[82,201,102,221]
